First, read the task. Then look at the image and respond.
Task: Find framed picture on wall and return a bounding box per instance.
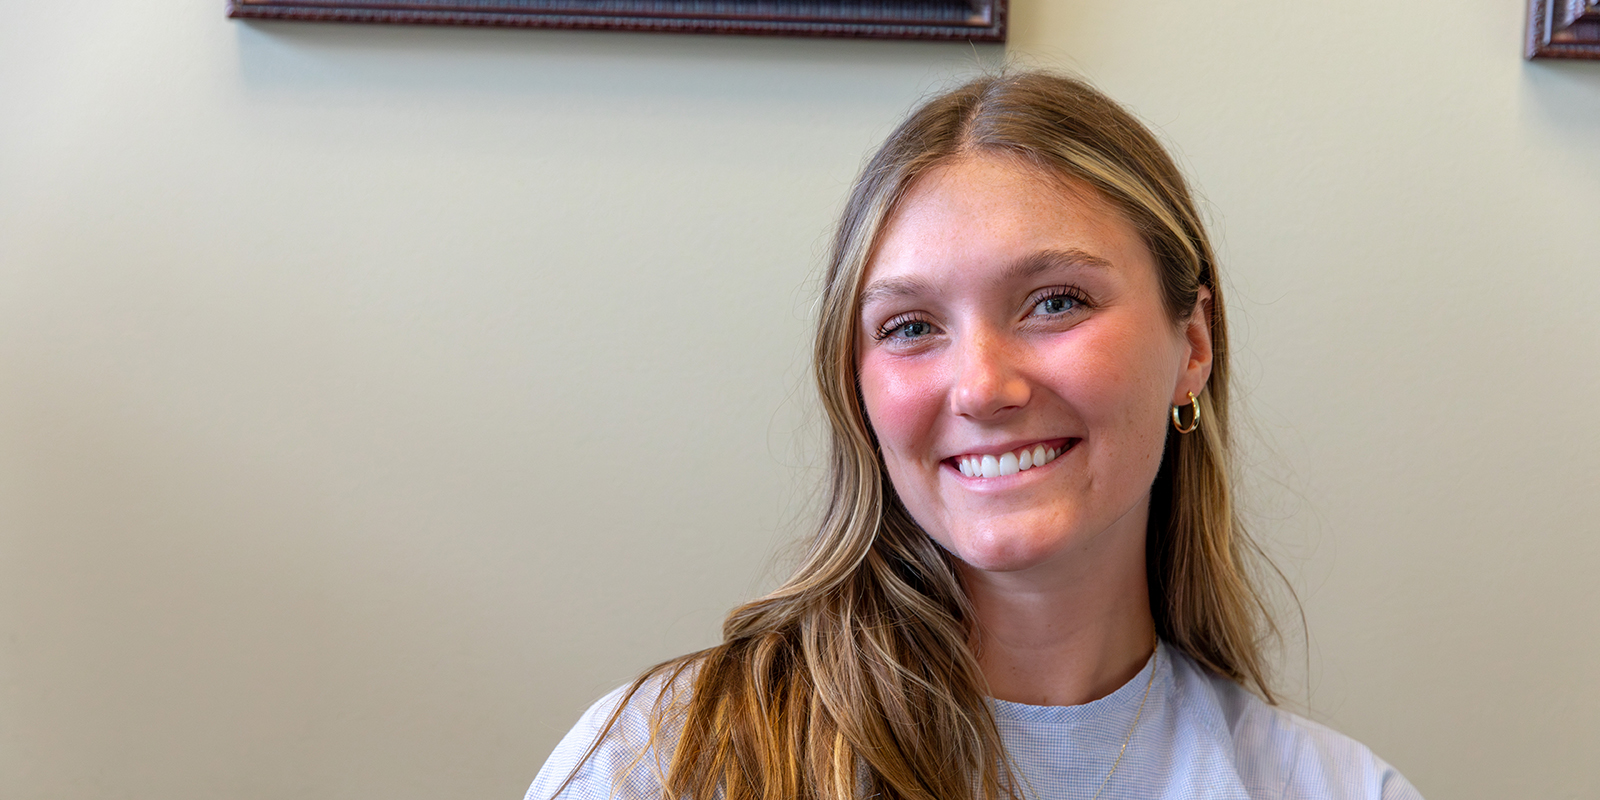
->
[1526,0,1600,58]
[226,0,1008,42]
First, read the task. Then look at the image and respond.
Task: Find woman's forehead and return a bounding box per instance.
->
[898,152,1120,224]
[860,155,1148,297]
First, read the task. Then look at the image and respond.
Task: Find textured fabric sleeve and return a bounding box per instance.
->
[524,679,681,800]
[1239,705,1424,800]
[1274,715,1424,800]
[1204,668,1423,800]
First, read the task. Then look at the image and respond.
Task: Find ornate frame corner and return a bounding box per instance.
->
[1527,0,1600,59]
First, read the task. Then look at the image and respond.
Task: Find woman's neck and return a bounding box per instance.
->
[959,520,1156,707]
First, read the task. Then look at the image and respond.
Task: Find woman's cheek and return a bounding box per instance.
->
[860,355,945,462]
[1054,325,1166,414]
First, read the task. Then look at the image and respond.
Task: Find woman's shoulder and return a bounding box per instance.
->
[1166,651,1424,800]
[525,667,696,800]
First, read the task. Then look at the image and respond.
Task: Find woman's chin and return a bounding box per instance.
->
[943,530,1072,575]
[934,509,1144,580]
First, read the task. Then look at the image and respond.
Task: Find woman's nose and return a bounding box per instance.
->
[949,328,1030,420]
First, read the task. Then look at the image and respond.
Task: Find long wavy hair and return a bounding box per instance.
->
[554,70,1277,800]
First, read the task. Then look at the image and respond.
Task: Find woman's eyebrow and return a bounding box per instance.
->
[858,276,935,310]
[1006,248,1115,282]
[858,249,1112,312]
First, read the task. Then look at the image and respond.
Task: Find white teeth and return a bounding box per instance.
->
[957,442,1068,478]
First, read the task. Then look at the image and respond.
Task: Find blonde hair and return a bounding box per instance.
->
[555,70,1277,800]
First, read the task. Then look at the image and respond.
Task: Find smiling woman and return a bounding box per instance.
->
[527,71,1423,800]
[857,157,1209,601]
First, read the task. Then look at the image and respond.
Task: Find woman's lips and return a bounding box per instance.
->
[948,438,1077,478]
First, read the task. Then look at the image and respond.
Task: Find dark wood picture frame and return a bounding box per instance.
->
[226,0,1007,42]
[1527,0,1600,59]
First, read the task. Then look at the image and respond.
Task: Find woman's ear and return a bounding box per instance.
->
[1174,286,1214,405]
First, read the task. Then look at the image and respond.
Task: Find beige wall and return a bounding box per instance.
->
[2,1,1596,798]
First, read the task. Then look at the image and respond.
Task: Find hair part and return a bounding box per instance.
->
[553,70,1280,800]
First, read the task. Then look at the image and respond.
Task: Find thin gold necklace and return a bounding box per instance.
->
[1086,638,1159,800]
[1009,637,1162,800]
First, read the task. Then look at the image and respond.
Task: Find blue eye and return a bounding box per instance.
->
[874,316,936,342]
[1034,294,1078,315]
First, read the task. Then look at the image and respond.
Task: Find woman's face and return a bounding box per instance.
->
[856,155,1211,581]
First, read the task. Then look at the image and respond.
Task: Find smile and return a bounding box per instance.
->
[951,439,1076,478]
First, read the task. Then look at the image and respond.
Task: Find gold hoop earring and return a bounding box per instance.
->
[1171,391,1201,434]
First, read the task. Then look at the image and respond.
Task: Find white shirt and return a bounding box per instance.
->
[527,641,1423,800]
